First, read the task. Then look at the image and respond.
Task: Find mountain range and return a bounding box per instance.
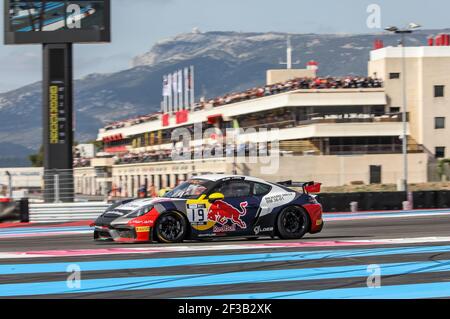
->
[0,29,446,167]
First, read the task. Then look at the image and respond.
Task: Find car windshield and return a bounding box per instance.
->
[164,179,213,199]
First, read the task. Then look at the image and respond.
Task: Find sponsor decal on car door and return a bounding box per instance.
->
[186,195,254,235]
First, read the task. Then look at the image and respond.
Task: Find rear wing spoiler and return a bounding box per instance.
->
[277,180,322,194]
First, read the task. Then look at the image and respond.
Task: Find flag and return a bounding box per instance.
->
[176,109,189,124]
[162,114,170,127]
[187,67,192,89]
[167,73,173,96]
[162,75,169,97]
[189,65,195,107]
[178,69,183,94]
[184,67,189,109]
[172,72,178,94]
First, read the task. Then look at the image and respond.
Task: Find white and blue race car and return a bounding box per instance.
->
[92,175,324,243]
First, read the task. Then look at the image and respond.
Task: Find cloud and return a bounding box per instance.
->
[0,47,41,92]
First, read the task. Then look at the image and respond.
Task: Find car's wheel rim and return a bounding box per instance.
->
[283,209,305,234]
[159,214,183,241]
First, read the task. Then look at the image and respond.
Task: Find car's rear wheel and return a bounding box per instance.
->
[155,211,187,243]
[277,206,310,239]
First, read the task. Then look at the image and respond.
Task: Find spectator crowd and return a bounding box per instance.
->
[194,76,383,110]
[103,76,384,131]
[104,113,160,131]
[113,150,173,164]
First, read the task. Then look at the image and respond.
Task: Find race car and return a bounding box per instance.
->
[92,175,323,243]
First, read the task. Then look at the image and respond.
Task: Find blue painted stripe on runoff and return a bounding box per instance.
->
[2,244,450,275]
[2,258,450,297]
[190,282,450,299]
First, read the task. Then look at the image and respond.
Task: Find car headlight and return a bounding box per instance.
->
[126,206,153,218]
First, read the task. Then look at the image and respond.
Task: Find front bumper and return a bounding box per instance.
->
[93,225,152,243]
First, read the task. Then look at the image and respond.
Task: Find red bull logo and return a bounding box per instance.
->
[207,201,248,229]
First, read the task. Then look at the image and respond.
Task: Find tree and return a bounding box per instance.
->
[437,158,450,180]
[29,145,44,167]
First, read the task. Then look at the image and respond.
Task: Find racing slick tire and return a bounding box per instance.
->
[154,211,188,243]
[276,206,310,240]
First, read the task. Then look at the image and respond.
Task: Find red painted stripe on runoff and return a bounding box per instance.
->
[0,222,33,229]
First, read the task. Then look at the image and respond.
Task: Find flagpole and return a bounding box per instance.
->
[178,70,184,111]
[174,72,178,112]
[184,68,189,112]
[190,65,195,111]
[162,75,168,114]
[168,73,173,114]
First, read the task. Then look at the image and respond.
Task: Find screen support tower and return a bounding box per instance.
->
[43,43,74,203]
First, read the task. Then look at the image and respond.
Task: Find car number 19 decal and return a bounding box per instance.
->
[186,197,216,231]
[187,203,208,225]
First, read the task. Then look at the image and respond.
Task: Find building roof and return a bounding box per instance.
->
[371,46,450,61]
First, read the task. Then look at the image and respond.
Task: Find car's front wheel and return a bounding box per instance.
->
[277,206,310,239]
[155,211,188,243]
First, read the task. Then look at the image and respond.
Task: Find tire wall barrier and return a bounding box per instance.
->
[0,199,29,223]
[318,191,450,212]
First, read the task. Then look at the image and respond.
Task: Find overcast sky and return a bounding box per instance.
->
[1,0,450,93]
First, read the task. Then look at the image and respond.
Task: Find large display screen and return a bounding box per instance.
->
[4,0,110,44]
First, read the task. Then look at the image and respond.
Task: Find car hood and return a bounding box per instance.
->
[94,197,187,227]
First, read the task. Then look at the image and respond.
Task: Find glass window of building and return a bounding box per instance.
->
[435,85,445,98]
[435,117,445,129]
[435,147,446,158]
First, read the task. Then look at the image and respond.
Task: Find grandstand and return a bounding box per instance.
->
[73,44,450,198]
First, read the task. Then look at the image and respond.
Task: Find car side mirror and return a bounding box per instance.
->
[208,193,225,203]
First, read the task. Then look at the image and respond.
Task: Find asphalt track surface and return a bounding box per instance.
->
[1,209,450,299]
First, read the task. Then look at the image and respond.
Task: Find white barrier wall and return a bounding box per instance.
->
[29,202,109,223]
[234,153,429,187]
[0,167,43,189]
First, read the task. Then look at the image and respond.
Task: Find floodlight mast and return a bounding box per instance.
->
[384,23,421,203]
